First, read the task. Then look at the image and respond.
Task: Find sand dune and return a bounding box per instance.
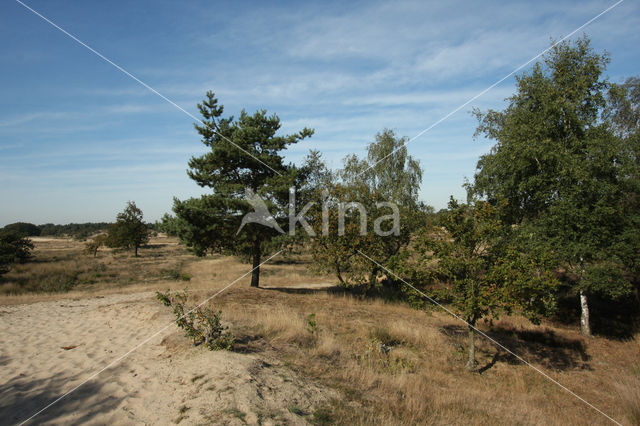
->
[0,292,335,425]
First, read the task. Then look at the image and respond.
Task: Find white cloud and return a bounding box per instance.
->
[0,111,73,127]
[342,86,514,107]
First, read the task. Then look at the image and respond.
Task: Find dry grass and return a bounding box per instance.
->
[616,374,640,425]
[1,239,638,424]
[0,235,194,299]
[203,285,638,425]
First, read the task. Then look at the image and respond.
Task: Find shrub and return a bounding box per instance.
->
[306,313,318,335]
[40,271,79,292]
[156,289,172,306]
[165,269,191,281]
[84,234,107,257]
[156,290,234,350]
[0,231,34,276]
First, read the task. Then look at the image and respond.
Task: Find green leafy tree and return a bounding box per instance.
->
[106,201,150,257]
[0,231,34,276]
[422,199,556,369]
[173,91,313,287]
[469,37,635,336]
[605,77,640,278]
[308,130,427,287]
[605,77,640,139]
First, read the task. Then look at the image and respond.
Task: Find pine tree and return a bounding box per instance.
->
[173,91,313,287]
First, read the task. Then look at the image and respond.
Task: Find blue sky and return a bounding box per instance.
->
[1,0,638,226]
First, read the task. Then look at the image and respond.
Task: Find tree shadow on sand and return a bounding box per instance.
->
[0,368,125,425]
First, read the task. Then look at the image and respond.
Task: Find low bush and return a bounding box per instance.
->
[156,289,234,350]
[165,269,191,281]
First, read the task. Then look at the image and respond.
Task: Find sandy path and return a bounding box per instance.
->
[0,292,335,425]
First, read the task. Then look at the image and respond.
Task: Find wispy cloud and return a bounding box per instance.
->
[0,111,73,127]
[342,87,515,107]
[0,104,167,126]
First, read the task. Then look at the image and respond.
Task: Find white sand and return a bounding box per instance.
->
[0,292,335,425]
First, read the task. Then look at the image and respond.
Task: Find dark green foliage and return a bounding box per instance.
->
[39,222,110,238]
[581,261,632,300]
[469,37,637,335]
[156,289,235,350]
[470,37,610,221]
[605,76,640,138]
[172,91,313,287]
[428,200,505,327]
[606,77,640,278]
[1,222,40,237]
[418,199,557,368]
[106,201,150,257]
[0,231,34,276]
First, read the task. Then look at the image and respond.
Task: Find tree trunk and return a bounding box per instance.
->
[251,240,261,287]
[580,290,592,337]
[368,267,379,287]
[335,266,345,285]
[466,324,477,371]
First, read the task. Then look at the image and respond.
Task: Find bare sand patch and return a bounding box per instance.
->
[0,291,336,425]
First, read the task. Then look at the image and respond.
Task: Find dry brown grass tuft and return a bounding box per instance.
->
[616,367,640,425]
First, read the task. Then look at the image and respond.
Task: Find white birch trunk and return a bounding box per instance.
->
[580,289,592,337]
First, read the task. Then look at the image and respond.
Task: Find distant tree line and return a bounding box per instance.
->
[0,222,111,239]
[0,221,159,241]
[40,222,113,239]
[1,202,153,269]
